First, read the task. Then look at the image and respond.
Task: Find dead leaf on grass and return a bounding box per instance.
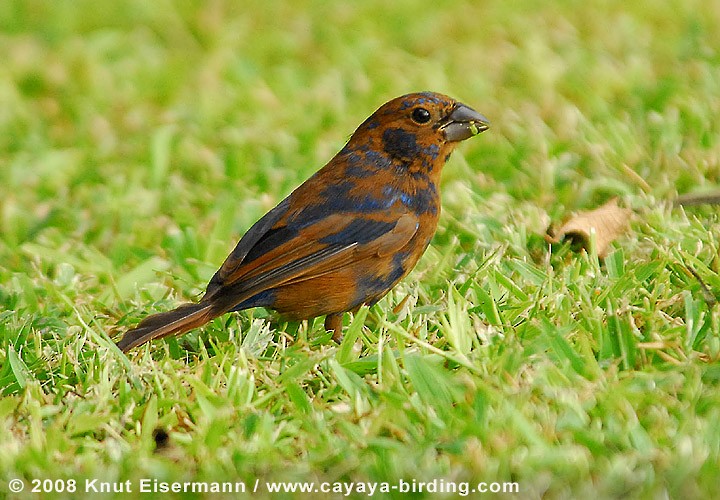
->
[546,198,632,258]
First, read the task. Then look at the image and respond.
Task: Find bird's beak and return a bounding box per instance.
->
[441,103,490,142]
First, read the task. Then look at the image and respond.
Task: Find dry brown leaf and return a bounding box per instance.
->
[546,198,632,258]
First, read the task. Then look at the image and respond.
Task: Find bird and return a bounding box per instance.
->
[116,91,489,352]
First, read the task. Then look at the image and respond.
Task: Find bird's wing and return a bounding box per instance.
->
[205,196,290,295]
[209,212,419,299]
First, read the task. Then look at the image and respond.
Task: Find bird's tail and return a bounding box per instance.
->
[116,302,217,352]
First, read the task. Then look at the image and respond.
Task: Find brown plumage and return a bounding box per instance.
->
[117,91,489,352]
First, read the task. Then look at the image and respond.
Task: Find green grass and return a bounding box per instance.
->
[2,0,720,498]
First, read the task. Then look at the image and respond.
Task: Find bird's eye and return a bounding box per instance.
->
[411,107,431,124]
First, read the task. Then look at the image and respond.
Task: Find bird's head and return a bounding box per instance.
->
[353,91,489,170]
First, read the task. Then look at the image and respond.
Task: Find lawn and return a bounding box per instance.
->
[1,0,720,498]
